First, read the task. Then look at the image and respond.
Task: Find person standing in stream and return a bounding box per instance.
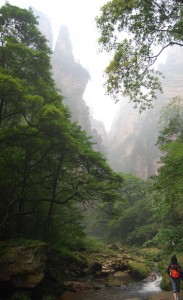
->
[167,255,182,300]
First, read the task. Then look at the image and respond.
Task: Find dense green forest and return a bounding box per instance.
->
[0,3,183,254]
[0,3,123,249]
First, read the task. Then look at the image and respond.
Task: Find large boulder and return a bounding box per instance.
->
[0,242,48,288]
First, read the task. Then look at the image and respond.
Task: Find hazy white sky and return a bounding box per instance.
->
[1,0,120,131]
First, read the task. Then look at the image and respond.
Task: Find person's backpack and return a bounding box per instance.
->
[170,264,180,278]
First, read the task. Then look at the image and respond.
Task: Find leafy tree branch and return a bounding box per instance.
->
[96,0,183,109]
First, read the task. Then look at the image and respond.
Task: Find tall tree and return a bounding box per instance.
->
[149,97,183,248]
[96,0,183,110]
[0,4,124,244]
[0,3,62,235]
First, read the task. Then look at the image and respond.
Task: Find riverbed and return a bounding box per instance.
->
[75,276,162,299]
[61,274,164,300]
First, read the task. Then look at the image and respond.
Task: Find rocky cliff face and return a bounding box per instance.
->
[107,47,183,179]
[51,25,107,154]
[91,118,108,155]
[92,119,107,141]
[107,103,160,179]
[34,14,106,154]
[51,26,92,133]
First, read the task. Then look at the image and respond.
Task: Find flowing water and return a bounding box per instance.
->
[139,275,162,294]
[68,274,162,300]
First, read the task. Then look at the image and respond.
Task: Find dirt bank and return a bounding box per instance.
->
[149,290,183,300]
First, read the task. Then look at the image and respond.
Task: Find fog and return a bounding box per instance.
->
[1,0,181,179]
[1,0,119,132]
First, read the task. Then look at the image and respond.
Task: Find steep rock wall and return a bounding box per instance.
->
[51,25,107,154]
[51,26,92,133]
[107,47,183,179]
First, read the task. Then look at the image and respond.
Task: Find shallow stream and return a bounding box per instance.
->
[72,274,162,300]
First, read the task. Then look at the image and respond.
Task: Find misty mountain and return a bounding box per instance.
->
[51,26,92,133]
[33,11,107,154]
[34,9,183,180]
[107,47,183,179]
[106,102,160,179]
[51,25,108,154]
[32,9,91,132]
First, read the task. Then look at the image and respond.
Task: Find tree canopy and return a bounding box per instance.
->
[0,4,124,248]
[96,0,183,110]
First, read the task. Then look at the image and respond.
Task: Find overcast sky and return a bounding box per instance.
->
[1,0,120,131]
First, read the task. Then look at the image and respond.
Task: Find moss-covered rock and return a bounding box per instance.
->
[128,260,151,279]
[0,240,48,288]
